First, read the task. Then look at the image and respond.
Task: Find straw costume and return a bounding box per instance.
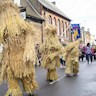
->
[40,25,63,81]
[0,0,38,96]
[64,39,82,76]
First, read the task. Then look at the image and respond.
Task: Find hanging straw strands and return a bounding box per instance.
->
[0,0,35,39]
[41,25,63,69]
[0,0,37,84]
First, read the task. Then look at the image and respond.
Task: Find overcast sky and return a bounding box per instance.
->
[49,0,96,36]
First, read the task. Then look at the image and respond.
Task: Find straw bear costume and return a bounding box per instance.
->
[40,25,63,81]
[0,0,38,95]
[64,39,82,76]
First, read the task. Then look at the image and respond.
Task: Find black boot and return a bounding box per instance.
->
[29,93,37,96]
[73,74,78,76]
[66,74,71,77]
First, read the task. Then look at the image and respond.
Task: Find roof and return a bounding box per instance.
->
[21,0,44,22]
[38,0,71,21]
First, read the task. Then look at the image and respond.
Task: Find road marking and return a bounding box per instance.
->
[49,65,87,85]
[49,75,66,85]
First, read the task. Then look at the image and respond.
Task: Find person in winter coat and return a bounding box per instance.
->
[85,43,93,64]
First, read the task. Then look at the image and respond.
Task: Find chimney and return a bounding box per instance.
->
[52,1,56,5]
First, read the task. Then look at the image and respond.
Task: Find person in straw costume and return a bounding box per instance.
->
[64,38,82,77]
[0,0,38,96]
[40,25,64,81]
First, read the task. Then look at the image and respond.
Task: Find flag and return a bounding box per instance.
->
[71,24,81,39]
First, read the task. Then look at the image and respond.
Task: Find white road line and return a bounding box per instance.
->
[49,75,66,85]
[49,66,86,85]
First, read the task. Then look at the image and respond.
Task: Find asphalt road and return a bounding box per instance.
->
[0,60,96,96]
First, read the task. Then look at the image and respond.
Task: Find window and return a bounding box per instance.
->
[65,22,67,37]
[63,21,64,32]
[62,21,64,36]
[57,19,61,35]
[48,15,52,24]
[20,12,26,20]
[53,17,56,26]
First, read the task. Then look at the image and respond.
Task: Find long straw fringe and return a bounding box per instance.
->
[0,0,38,93]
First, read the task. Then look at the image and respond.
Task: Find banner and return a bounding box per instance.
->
[71,24,81,39]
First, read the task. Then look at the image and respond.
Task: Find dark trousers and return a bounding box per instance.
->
[60,59,65,66]
[86,54,93,64]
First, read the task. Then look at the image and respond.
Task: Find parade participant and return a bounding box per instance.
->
[0,0,38,96]
[40,25,63,81]
[64,39,82,76]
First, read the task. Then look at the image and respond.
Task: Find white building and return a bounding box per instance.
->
[91,34,95,45]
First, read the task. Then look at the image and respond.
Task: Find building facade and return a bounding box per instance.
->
[14,0,71,44]
[14,0,44,44]
[91,35,95,45]
[85,29,91,45]
[38,0,71,43]
[81,27,86,45]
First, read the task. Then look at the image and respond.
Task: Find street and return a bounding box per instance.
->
[0,61,96,96]
[0,0,96,96]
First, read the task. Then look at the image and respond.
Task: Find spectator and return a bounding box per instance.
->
[85,43,92,64]
[79,47,85,61]
[60,54,65,68]
[35,44,41,66]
